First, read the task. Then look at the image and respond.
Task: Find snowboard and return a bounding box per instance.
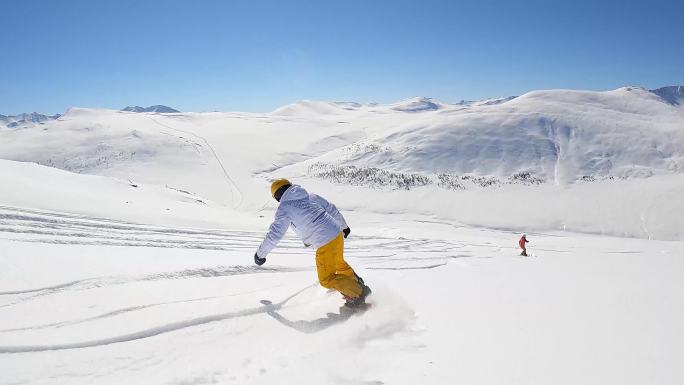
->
[336,301,372,317]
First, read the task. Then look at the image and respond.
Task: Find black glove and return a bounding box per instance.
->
[254,252,266,266]
[342,227,351,238]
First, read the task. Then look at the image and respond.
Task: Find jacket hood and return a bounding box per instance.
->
[280,184,308,202]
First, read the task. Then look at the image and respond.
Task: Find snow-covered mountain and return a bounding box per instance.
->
[650,85,684,105]
[1,86,683,240]
[320,86,684,183]
[0,112,61,128]
[388,97,445,112]
[271,86,684,183]
[121,105,180,113]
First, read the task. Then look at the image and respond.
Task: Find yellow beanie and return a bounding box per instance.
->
[270,178,291,198]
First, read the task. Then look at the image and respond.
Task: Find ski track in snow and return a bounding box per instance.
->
[0,295,222,333]
[0,205,453,354]
[146,116,245,209]
[0,205,464,300]
[0,205,467,254]
[365,262,447,270]
[0,284,315,353]
[0,265,310,308]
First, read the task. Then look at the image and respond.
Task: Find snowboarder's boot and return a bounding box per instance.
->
[340,285,372,315]
[520,250,528,256]
[343,284,372,309]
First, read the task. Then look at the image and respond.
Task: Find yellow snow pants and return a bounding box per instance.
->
[316,233,362,298]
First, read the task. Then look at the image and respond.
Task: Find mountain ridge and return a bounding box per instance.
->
[0,112,61,128]
[121,105,180,113]
[650,85,684,105]
[2,85,682,190]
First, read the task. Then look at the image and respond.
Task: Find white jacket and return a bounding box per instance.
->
[256,185,348,258]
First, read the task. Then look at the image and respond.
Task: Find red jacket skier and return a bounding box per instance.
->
[519,234,529,256]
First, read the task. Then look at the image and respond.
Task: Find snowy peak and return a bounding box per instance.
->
[0,112,61,127]
[121,106,146,113]
[391,97,444,112]
[145,105,180,113]
[471,96,517,106]
[121,105,180,113]
[650,86,684,105]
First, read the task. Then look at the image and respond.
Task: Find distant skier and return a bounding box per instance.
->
[519,233,529,256]
[253,178,371,309]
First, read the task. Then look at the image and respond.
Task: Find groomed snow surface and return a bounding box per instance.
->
[1,86,683,384]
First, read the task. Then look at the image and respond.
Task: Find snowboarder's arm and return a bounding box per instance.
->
[256,206,290,258]
[311,194,348,229]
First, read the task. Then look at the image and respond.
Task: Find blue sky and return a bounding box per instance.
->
[1,0,682,114]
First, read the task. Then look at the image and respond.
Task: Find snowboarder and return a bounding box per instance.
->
[519,233,529,256]
[253,179,371,308]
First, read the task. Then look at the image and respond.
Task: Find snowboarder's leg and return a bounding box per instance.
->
[316,234,362,298]
[336,236,366,287]
[335,235,356,278]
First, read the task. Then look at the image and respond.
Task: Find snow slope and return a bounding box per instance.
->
[3,225,682,385]
[0,162,682,384]
[0,158,256,230]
